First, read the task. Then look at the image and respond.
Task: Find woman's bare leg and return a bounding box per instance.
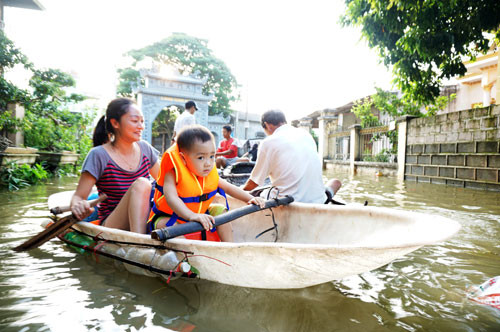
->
[104,177,152,233]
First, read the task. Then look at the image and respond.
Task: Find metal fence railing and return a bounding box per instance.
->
[359,125,396,163]
[333,136,350,161]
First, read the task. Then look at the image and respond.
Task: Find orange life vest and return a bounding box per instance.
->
[147,144,228,241]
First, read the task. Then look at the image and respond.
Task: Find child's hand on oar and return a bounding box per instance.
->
[248,197,266,208]
[190,213,215,231]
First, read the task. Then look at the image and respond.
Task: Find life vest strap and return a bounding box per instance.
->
[154,184,228,210]
[165,187,229,230]
[149,187,230,238]
[179,188,219,204]
[155,182,164,194]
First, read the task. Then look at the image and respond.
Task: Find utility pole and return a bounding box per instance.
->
[244,80,249,139]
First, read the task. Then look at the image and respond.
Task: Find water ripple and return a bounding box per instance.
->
[2,175,500,331]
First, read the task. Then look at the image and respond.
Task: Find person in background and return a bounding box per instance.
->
[238,143,259,162]
[242,109,342,203]
[215,125,239,169]
[70,98,160,233]
[172,100,198,142]
[147,125,265,241]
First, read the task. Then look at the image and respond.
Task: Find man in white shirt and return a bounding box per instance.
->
[173,100,197,140]
[242,110,341,203]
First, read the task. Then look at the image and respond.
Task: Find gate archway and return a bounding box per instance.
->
[151,105,181,153]
[136,72,212,144]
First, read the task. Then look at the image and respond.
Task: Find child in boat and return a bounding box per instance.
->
[147,125,266,241]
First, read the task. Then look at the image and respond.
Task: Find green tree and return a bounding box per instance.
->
[23,68,90,153]
[0,30,91,155]
[27,68,85,116]
[151,105,179,153]
[0,29,32,74]
[0,30,31,135]
[352,87,456,128]
[341,0,500,104]
[352,97,382,128]
[23,108,94,153]
[352,88,454,155]
[117,33,238,117]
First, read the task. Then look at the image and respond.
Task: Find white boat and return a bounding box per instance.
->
[47,191,460,289]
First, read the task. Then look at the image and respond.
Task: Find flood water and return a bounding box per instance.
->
[1,172,500,331]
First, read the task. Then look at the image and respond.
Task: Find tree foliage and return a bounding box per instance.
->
[0,30,31,113]
[22,68,91,153]
[27,68,85,116]
[352,87,456,128]
[0,30,92,154]
[152,105,179,153]
[0,29,32,72]
[342,0,500,104]
[117,33,238,117]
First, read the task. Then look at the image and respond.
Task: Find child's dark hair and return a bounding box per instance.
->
[93,98,135,147]
[177,125,214,151]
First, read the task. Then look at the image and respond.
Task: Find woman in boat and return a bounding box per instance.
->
[147,125,265,241]
[70,98,160,233]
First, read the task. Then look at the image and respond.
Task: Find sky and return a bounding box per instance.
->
[5,0,393,120]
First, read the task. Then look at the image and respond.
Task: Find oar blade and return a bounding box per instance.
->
[12,194,107,252]
[12,215,79,252]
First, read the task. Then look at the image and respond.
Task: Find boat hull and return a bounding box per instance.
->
[48,192,460,289]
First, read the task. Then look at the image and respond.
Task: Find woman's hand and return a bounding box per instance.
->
[248,196,266,208]
[71,200,94,220]
[190,213,215,231]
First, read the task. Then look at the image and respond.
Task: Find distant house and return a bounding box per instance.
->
[0,0,44,30]
[455,46,499,110]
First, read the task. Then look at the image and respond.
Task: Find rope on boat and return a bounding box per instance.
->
[185,254,231,266]
[254,187,279,242]
[69,227,194,255]
[255,207,278,242]
[57,233,198,279]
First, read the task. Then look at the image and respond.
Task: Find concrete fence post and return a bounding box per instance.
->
[318,111,338,168]
[349,124,361,174]
[6,103,24,147]
[396,115,417,181]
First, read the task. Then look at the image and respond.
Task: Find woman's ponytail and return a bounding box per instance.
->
[92,115,108,147]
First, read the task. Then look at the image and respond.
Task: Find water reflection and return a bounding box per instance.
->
[1,174,500,331]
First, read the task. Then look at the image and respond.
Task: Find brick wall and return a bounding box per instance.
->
[405,105,500,191]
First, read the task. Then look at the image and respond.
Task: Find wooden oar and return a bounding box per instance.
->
[151,196,294,241]
[13,194,107,252]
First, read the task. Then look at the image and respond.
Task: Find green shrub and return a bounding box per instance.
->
[24,109,94,154]
[53,164,78,178]
[374,152,390,163]
[362,148,392,163]
[0,162,49,191]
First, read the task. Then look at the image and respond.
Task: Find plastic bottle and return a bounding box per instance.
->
[180,261,191,273]
[154,250,180,271]
[63,231,95,255]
